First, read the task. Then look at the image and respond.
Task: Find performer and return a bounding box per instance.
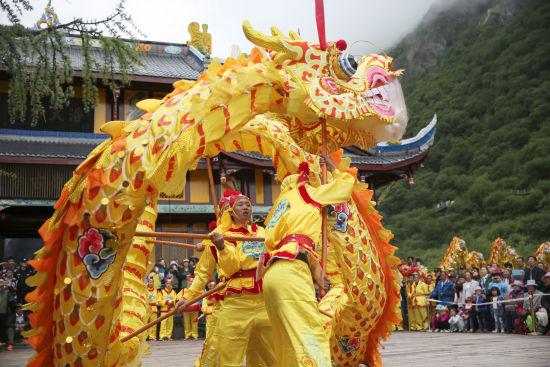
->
[158,277,177,340]
[405,275,415,330]
[409,272,429,331]
[260,157,355,367]
[146,276,160,341]
[207,191,275,367]
[178,191,273,366]
[179,275,199,340]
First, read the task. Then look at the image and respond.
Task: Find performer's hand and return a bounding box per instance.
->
[196,242,205,252]
[320,154,336,173]
[175,297,188,311]
[210,231,225,250]
[323,276,331,292]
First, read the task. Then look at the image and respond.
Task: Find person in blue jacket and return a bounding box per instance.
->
[431,272,456,307]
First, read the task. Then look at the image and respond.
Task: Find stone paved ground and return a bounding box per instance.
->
[1,332,549,366]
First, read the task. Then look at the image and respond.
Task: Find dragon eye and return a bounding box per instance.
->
[338,53,357,78]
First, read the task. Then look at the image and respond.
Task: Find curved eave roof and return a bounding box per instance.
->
[0,116,436,169]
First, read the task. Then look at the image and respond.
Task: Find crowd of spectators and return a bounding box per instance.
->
[398,256,550,336]
[147,257,199,291]
[0,257,34,352]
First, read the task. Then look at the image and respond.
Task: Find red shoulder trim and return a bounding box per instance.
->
[298,185,323,209]
[228,226,250,235]
[210,246,219,264]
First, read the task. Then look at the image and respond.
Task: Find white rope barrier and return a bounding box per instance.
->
[426,293,550,307]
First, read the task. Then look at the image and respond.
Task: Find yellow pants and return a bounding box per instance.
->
[416,306,428,330]
[159,312,174,339]
[211,293,275,367]
[409,306,428,331]
[197,303,270,367]
[263,260,332,367]
[184,311,199,339]
[205,314,215,340]
[147,312,158,340]
[196,304,220,367]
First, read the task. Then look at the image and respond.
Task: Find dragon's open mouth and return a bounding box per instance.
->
[362,66,407,123]
[364,85,393,114]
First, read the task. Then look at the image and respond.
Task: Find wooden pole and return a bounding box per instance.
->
[206,157,220,219]
[135,230,264,243]
[121,282,226,343]
[528,290,538,335]
[146,239,197,250]
[320,118,328,272]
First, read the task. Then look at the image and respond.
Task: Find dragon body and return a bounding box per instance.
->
[534,242,550,270]
[439,237,469,271]
[26,22,410,367]
[466,251,485,270]
[488,238,521,268]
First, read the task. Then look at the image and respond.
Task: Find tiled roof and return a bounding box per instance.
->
[0,129,104,159]
[66,45,203,80]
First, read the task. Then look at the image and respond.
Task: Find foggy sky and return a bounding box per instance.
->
[3,0,440,56]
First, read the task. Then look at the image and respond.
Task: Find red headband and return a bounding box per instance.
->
[219,189,250,209]
[219,189,239,209]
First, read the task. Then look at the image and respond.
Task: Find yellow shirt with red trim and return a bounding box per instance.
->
[158,288,178,313]
[147,286,160,313]
[216,224,266,297]
[411,281,429,307]
[182,241,218,301]
[263,169,355,264]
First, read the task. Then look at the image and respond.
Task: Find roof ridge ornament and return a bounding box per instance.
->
[35,0,60,30]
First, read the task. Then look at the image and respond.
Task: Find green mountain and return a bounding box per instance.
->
[379,0,550,268]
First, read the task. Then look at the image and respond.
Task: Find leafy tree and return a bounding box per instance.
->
[0,0,141,125]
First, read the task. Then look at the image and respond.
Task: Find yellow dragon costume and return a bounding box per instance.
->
[25,21,410,367]
[534,242,550,270]
[439,237,469,271]
[488,237,521,268]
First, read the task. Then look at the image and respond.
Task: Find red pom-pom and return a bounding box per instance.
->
[208,220,217,231]
[336,39,347,51]
[298,161,310,175]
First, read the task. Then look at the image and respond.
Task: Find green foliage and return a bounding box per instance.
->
[0,0,141,126]
[380,0,550,268]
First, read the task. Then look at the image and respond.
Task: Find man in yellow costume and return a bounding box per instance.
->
[207,191,275,367]
[158,277,177,340]
[408,272,430,331]
[259,158,355,367]
[146,276,160,341]
[178,191,273,366]
[179,275,200,340]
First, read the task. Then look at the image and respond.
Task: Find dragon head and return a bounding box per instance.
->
[243,21,408,149]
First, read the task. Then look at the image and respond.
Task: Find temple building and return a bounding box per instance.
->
[0,3,436,262]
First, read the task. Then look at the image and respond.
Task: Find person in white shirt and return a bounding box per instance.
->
[462,271,480,303]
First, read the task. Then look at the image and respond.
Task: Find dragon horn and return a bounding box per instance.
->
[270,25,284,37]
[288,30,301,40]
[242,20,302,61]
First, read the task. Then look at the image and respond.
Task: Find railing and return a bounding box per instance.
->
[0,163,74,199]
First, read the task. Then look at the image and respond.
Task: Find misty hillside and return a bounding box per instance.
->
[379,0,550,267]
